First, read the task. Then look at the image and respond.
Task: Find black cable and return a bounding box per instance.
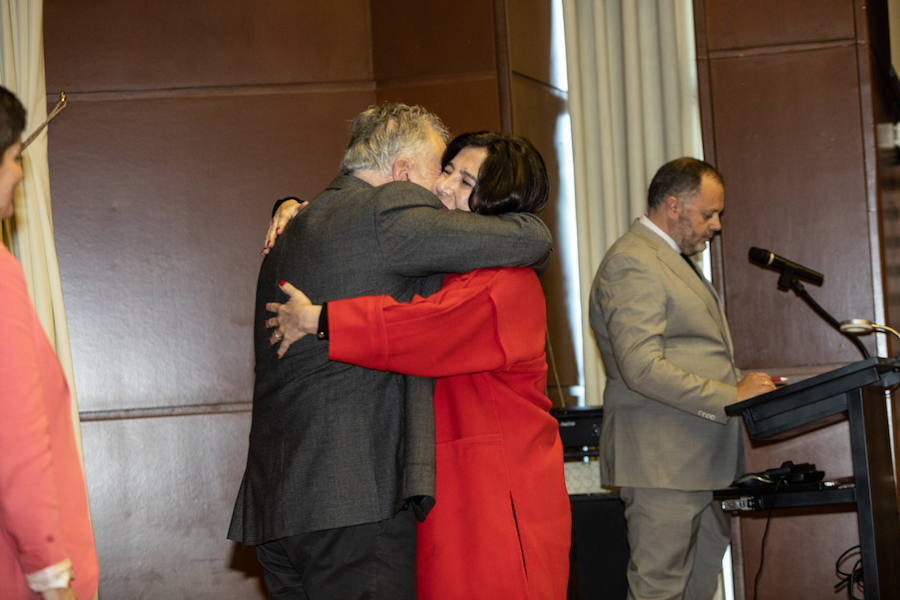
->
[834,545,864,599]
[751,506,773,600]
[752,479,788,600]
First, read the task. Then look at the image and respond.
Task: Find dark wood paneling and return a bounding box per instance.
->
[710,45,876,368]
[738,420,860,599]
[703,0,854,51]
[695,1,896,598]
[49,89,373,413]
[883,165,900,352]
[42,1,563,596]
[510,75,579,395]
[505,0,577,402]
[44,0,373,91]
[44,0,382,594]
[81,413,264,597]
[376,76,502,135]
[740,507,859,597]
[370,0,496,81]
[871,0,900,515]
[508,0,556,89]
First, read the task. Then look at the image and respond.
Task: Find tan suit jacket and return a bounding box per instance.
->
[589,219,743,491]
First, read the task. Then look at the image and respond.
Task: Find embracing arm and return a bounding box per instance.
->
[374,184,552,276]
[330,270,543,377]
[260,186,552,271]
[268,270,544,376]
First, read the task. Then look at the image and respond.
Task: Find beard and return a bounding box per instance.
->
[674,214,707,255]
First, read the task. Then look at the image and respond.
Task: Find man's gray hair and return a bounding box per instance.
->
[339,103,449,175]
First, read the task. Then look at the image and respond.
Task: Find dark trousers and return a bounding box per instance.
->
[256,508,416,600]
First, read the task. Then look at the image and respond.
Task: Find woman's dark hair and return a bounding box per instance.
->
[0,86,26,154]
[442,131,549,215]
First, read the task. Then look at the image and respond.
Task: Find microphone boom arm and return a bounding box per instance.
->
[782,273,870,359]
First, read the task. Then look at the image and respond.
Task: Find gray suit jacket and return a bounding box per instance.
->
[228,175,552,545]
[589,219,743,491]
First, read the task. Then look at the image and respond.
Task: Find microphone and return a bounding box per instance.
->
[748,247,824,286]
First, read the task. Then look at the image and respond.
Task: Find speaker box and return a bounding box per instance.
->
[567,494,629,600]
[550,406,603,455]
[551,408,629,598]
[551,407,607,494]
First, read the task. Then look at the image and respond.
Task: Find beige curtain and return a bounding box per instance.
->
[0,0,83,455]
[563,0,703,405]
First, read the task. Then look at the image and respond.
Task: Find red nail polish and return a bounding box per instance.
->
[276,351,282,359]
[279,280,285,286]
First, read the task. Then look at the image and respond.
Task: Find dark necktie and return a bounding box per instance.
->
[681,253,719,305]
[681,253,703,280]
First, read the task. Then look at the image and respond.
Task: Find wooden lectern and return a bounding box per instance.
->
[723,358,900,599]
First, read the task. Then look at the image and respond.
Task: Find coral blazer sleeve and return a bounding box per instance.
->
[328,267,543,377]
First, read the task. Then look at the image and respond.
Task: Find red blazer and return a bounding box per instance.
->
[329,267,570,599]
[0,246,98,599]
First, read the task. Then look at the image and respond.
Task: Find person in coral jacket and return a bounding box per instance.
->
[0,86,99,599]
[266,132,571,599]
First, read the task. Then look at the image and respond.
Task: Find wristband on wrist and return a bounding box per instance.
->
[317,302,329,340]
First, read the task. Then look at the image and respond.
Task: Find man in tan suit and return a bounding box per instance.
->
[589,157,774,600]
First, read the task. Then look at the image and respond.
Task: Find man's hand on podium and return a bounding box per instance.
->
[736,371,777,401]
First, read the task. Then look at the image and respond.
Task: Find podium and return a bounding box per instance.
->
[724,358,900,599]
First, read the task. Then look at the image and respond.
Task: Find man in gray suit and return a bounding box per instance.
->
[589,157,773,600]
[228,104,552,599]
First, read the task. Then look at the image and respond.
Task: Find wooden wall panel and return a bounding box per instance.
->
[694,1,896,598]
[883,164,900,356]
[49,90,372,413]
[505,1,578,404]
[510,75,579,401]
[370,0,496,81]
[870,0,900,518]
[41,0,566,595]
[81,413,265,597]
[370,0,501,135]
[702,0,854,51]
[736,420,861,599]
[44,0,373,91]
[710,45,876,369]
[376,76,502,136]
[738,506,859,597]
[43,1,379,596]
[508,0,555,87]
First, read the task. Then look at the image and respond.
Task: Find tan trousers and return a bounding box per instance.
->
[620,487,730,600]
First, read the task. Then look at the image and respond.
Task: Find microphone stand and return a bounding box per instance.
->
[778,270,870,359]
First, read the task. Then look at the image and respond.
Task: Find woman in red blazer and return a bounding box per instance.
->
[268,133,571,599]
[0,87,98,599]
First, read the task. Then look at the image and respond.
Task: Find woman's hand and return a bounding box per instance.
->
[262,199,308,254]
[265,281,323,357]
